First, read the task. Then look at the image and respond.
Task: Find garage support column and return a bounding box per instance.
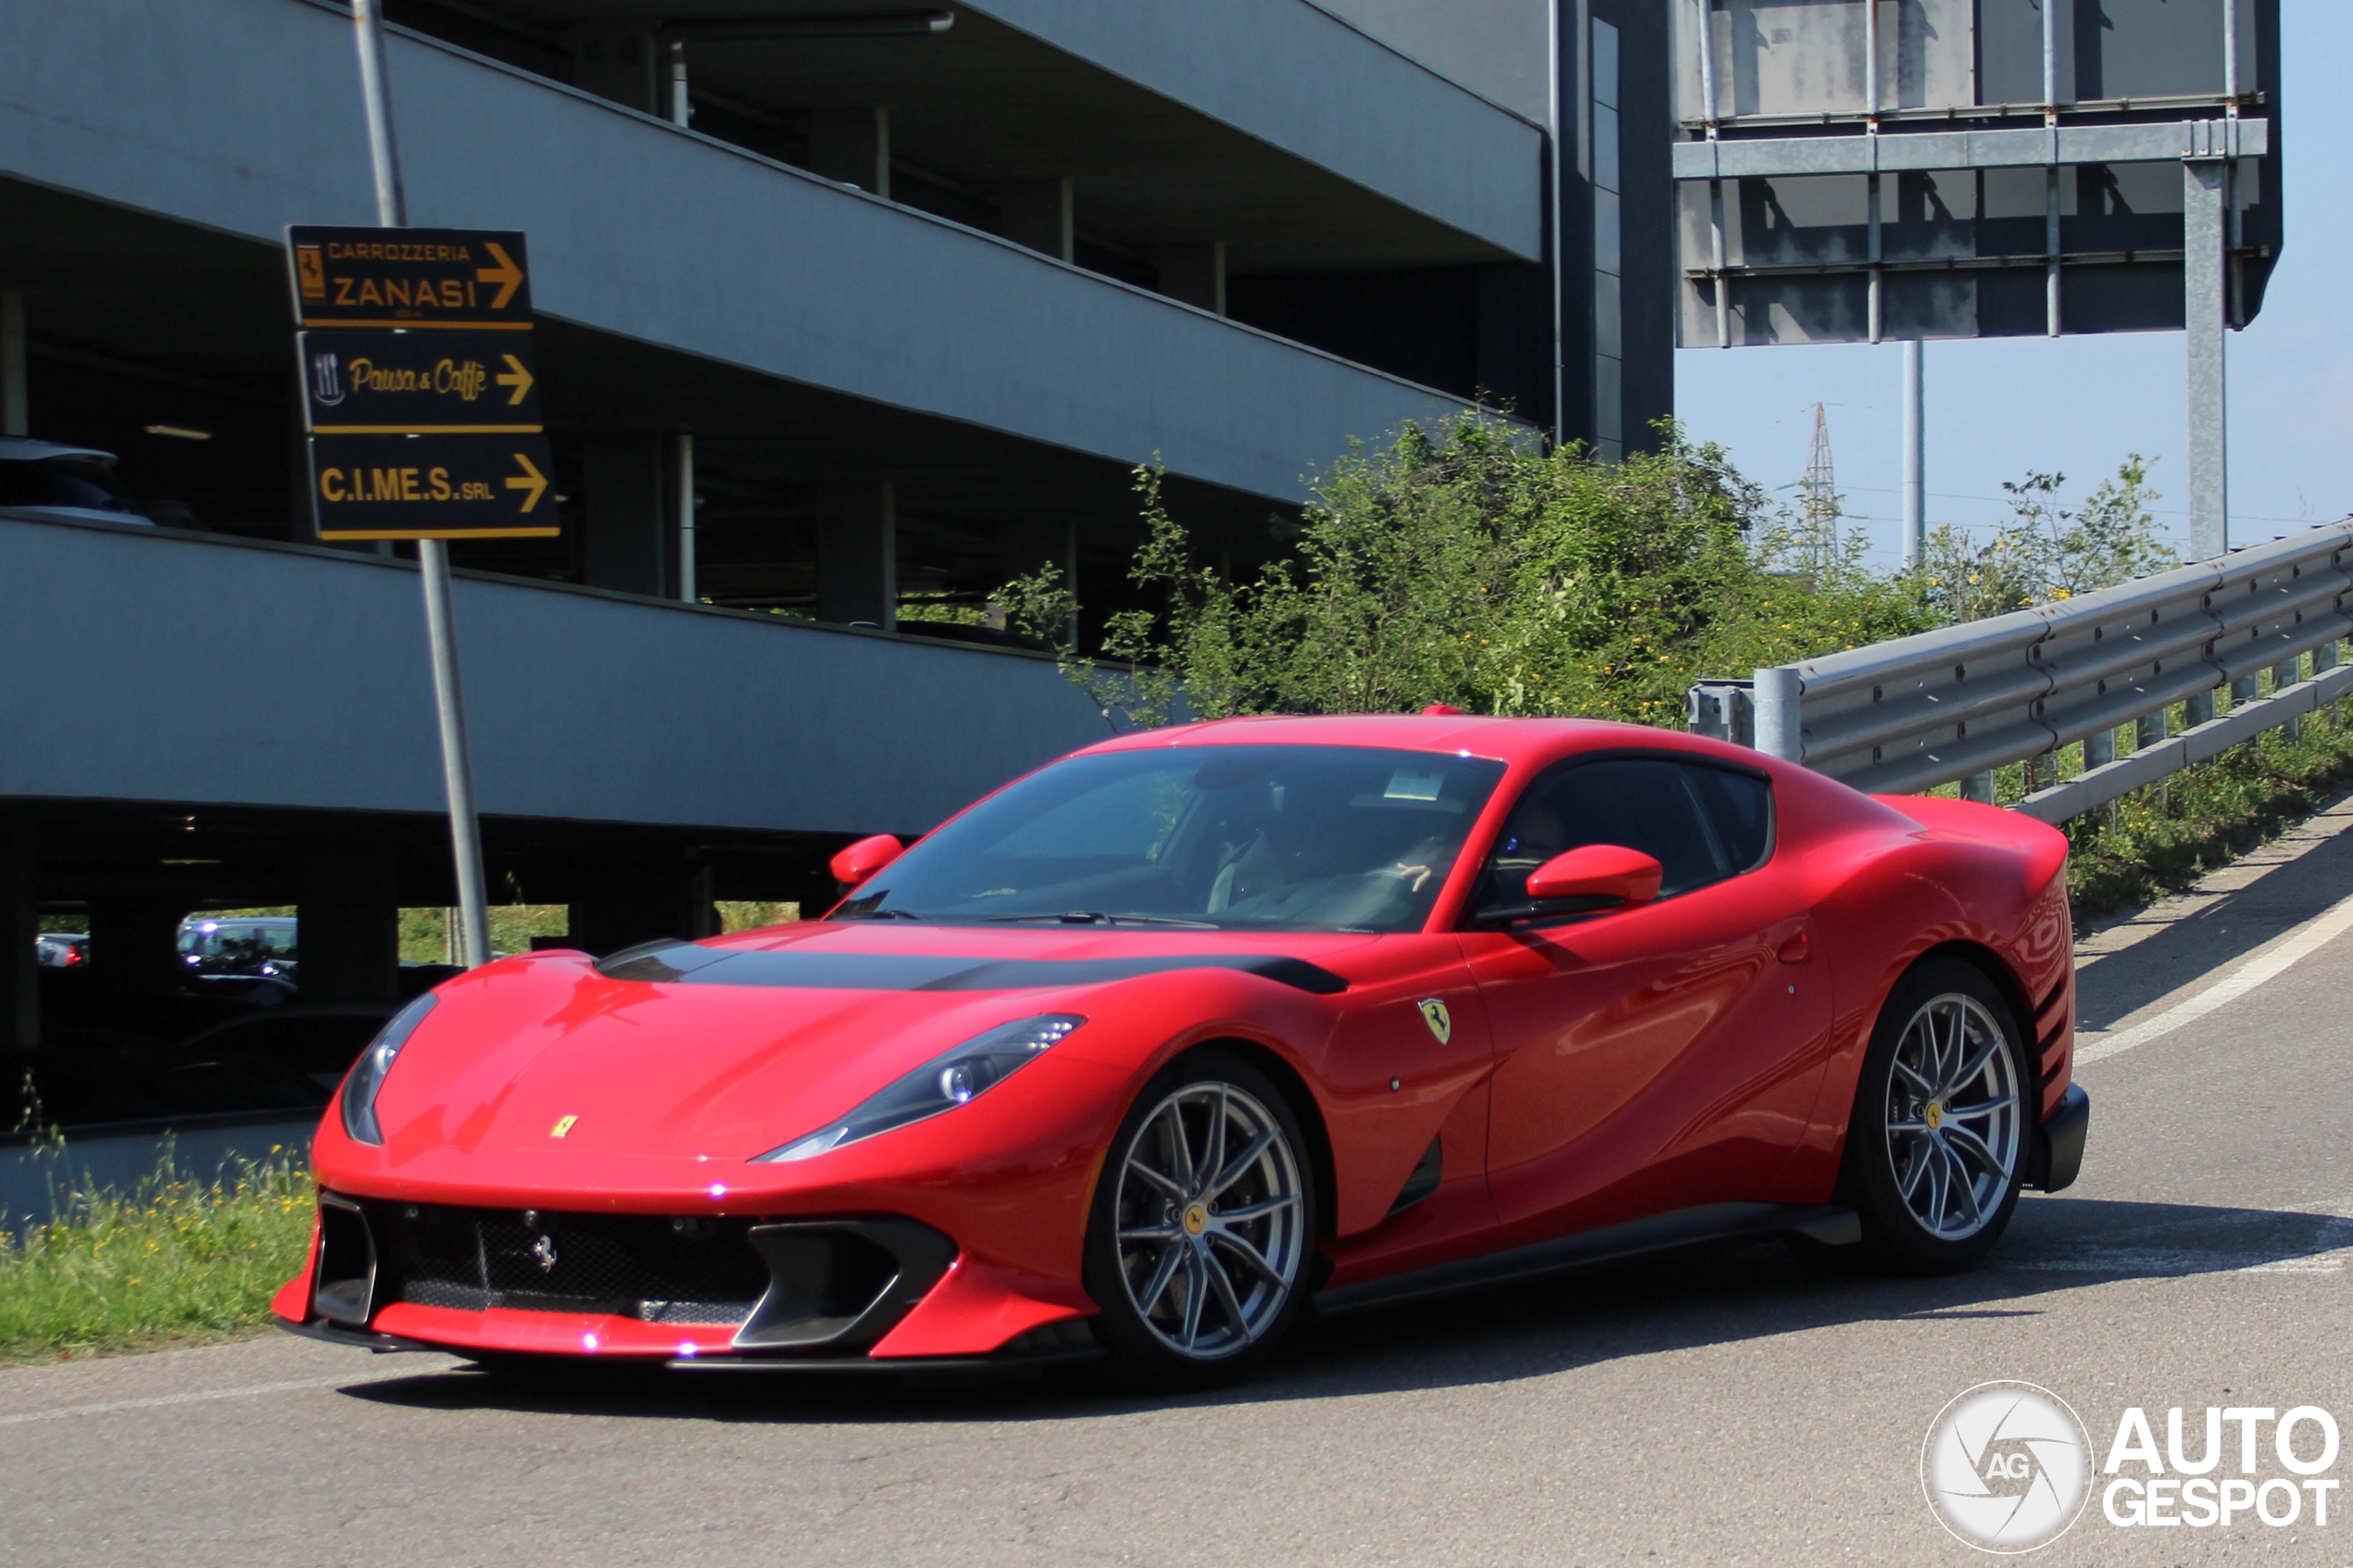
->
[817,480,897,630]
[2,823,34,1053]
[807,107,890,199]
[298,842,400,1006]
[86,898,184,999]
[1150,243,1226,315]
[1004,518,1079,644]
[1,291,25,437]
[674,433,697,604]
[1001,179,1075,263]
[574,24,661,113]
[581,435,673,598]
[571,865,716,958]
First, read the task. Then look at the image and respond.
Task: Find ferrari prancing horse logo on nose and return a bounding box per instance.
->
[1417,998,1452,1045]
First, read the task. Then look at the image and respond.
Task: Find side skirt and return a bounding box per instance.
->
[1312,1201,1861,1317]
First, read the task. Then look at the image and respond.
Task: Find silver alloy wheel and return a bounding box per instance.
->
[1883,992,2023,1241]
[1111,1081,1306,1361]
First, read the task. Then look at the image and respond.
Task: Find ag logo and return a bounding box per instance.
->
[1922,1382,2093,1552]
[1416,998,1452,1045]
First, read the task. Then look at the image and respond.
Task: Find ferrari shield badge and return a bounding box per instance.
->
[549,1114,578,1138]
[1417,998,1452,1045]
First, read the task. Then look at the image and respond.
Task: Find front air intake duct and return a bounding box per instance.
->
[734,1217,958,1351]
[313,1194,378,1326]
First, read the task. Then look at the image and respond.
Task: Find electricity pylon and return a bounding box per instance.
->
[1796,403,1842,573]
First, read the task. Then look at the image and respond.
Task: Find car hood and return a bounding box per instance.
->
[370,922,1375,1162]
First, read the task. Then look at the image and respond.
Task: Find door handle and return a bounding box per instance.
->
[1776,931,1811,964]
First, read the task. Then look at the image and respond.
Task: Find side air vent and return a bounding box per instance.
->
[1388,1136,1443,1217]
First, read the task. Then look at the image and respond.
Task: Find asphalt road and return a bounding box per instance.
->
[13,798,2353,1566]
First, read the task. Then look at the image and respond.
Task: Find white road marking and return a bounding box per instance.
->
[0,1373,381,1427]
[2074,887,2353,1067]
[2007,1250,2345,1276]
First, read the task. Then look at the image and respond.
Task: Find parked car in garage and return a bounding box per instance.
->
[179,915,298,984]
[33,931,88,968]
[0,437,195,527]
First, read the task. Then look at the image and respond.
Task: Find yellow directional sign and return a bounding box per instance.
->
[299,331,544,434]
[495,354,534,405]
[477,243,526,310]
[308,434,560,540]
[505,449,549,513]
[289,225,558,543]
[285,225,534,330]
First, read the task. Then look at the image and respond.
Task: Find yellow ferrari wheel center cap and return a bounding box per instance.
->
[1183,1204,1208,1236]
[1925,1101,1944,1131]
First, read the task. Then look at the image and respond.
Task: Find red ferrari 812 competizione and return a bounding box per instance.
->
[278,715,2088,1386]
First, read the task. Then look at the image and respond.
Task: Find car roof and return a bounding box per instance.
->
[0,436,117,465]
[1076,712,1756,769]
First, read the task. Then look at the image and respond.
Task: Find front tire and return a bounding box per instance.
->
[1083,1050,1317,1390]
[1844,959,2031,1273]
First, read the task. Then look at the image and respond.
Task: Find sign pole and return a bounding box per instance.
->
[347,0,494,971]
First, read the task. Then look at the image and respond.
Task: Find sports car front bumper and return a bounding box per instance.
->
[273,1190,1101,1364]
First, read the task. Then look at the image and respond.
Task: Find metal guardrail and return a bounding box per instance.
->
[1689,521,2353,824]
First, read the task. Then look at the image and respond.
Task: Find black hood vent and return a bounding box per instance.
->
[598,942,1346,996]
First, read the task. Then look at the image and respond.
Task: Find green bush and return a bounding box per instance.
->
[1001,418,1931,728]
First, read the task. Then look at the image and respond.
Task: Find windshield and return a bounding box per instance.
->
[835,745,1507,933]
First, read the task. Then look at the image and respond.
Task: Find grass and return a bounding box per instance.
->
[2059,702,2353,917]
[1928,677,2353,920]
[0,1152,315,1366]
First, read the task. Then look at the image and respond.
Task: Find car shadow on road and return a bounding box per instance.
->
[2075,785,2353,1031]
[334,1191,2351,1426]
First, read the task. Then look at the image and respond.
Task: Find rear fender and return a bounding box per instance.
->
[1803,827,2070,1192]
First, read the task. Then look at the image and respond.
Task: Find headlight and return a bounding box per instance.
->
[755,1014,1083,1163]
[340,994,438,1146]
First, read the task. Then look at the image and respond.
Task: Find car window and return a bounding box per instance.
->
[1684,765,1774,872]
[1477,757,1731,909]
[988,767,1189,861]
[835,745,1508,933]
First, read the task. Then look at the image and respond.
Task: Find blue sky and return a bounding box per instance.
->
[1673,0,2347,566]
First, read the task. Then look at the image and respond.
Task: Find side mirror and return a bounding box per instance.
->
[829,834,904,887]
[1524,844,1663,910]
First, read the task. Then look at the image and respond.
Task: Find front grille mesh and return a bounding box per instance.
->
[362,1202,770,1326]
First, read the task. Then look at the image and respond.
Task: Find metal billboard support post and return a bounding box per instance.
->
[1901,338,1923,571]
[348,0,494,971]
[2184,154,2230,562]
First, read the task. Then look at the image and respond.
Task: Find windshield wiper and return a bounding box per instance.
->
[981,911,1223,929]
[836,908,925,921]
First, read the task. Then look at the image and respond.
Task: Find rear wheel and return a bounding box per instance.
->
[1844,960,2031,1273]
[1083,1051,1317,1390]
